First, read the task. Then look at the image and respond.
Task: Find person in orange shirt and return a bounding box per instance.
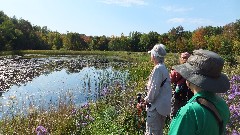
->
[170,52,193,119]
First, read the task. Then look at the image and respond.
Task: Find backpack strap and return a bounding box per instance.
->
[196,97,223,134]
[160,78,167,87]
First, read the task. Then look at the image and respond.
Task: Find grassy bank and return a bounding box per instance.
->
[0,50,134,57]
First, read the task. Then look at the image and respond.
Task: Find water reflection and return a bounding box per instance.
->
[0,57,129,119]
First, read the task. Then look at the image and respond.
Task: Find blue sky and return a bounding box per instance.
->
[0,0,239,36]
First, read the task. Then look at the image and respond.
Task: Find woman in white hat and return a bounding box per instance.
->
[138,44,172,135]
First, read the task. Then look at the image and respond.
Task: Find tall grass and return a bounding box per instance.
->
[0,51,239,134]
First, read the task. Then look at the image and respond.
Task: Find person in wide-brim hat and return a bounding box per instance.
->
[173,49,230,93]
[168,49,230,135]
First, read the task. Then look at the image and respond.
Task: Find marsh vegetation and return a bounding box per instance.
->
[0,51,239,134]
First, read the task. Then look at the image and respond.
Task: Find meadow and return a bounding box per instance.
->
[0,50,239,135]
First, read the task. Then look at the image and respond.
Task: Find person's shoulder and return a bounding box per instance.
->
[173,102,200,124]
[154,63,167,70]
[178,101,202,115]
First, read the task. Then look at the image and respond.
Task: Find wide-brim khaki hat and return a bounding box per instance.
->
[173,49,230,93]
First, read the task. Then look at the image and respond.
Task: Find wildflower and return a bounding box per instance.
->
[84,114,95,121]
[81,103,89,108]
[232,130,239,135]
[81,122,88,127]
[101,86,109,96]
[35,126,47,135]
[228,94,235,100]
[71,108,77,115]
[75,120,81,128]
[76,120,88,128]
[225,75,240,134]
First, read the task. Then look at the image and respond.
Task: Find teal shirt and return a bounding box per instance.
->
[169,91,230,135]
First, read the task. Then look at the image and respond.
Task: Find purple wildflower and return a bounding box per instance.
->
[81,102,89,108]
[84,114,95,121]
[71,108,77,115]
[101,86,109,96]
[35,126,47,135]
[225,75,240,134]
[232,130,240,135]
[228,94,235,100]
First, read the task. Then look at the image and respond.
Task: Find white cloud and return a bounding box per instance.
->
[167,18,214,25]
[162,6,193,12]
[167,18,185,23]
[100,0,148,7]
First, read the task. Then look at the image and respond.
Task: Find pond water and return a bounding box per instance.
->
[0,55,130,118]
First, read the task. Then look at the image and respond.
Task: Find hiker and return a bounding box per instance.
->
[137,44,172,135]
[168,49,230,135]
[170,52,193,119]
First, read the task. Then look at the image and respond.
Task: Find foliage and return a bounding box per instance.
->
[108,34,131,51]
[0,11,239,55]
[128,31,142,52]
[89,35,109,51]
[220,39,237,66]
[167,26,193,53]
[192,27,208,49]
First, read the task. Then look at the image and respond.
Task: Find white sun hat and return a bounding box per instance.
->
[148,44,167,57]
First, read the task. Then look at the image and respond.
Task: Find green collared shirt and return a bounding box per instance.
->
[169,91,230,135]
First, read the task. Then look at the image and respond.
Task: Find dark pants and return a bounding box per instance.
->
[170,86,193,119]
[170,97,187,119]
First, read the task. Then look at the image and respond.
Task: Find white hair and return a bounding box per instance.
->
[155,56,165,63]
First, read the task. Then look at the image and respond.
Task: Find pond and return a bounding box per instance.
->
[0,55,130,119]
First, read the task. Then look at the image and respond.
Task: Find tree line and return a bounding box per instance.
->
[0,11,239,57]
